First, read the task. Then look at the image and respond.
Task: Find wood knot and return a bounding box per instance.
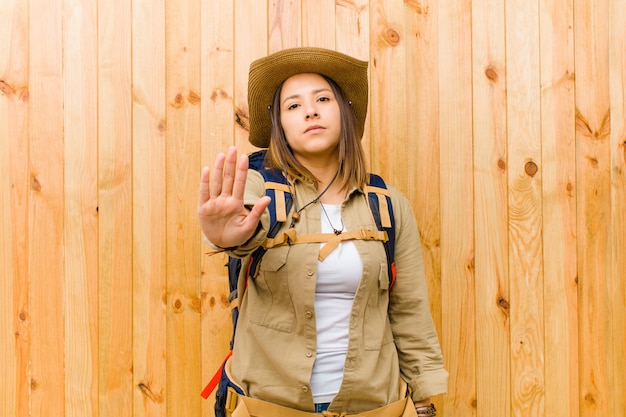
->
[485,66,499,82]
[188,90,201,105]
[138,382,163,403]
[404,0,429,15]
[19,311,27,321]
[384,28,401,45]
[210,88,230,102]
[31,176,42,192]
[157,119,166,133]
[172,297,183,312]
[525,161,538,177]
[234,107,249,131]
[0,79,14,96]
[497,158,506,171]
[171,93,184,108]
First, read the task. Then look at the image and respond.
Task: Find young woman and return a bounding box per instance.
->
[198,47,447,417]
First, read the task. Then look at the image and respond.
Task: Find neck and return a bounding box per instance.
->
[316,170,346,204]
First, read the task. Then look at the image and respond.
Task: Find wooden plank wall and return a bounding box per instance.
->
[1,1,625,416]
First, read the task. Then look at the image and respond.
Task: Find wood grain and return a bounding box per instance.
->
[404,1,442,363]
[165,0,203,414]
[506,1,545,416]
[98,0,133,415]
[574,0,612,415]
[234,0,267,153]
[1,2,625,416]
[438,1,476,415]
[63,0,99,415]
[269,0,301,51]
[608,2,626,415]
[132,0,167,415]
[28,0,65,415]
[302,0,335,49]
[201,0,236,412]
[472,0,511,415]
[369,0,407,187]
[539,1,579,416]
[0,1,30,416]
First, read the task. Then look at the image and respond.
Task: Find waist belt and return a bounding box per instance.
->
[263,228,388,261]
[230,395,418,417]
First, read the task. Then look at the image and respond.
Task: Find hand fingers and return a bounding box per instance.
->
[198,166,211,211]
[209,152,226,199]
[220,146,239,197]
[231,153,249,200]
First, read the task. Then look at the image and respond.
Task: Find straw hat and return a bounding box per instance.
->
[247,47,369,148]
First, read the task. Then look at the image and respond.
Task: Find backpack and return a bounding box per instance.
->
[201,150,396,416]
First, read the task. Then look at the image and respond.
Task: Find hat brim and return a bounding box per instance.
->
[247,47,369,148]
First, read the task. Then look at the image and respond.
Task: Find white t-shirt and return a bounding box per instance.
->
[310,204,363,403]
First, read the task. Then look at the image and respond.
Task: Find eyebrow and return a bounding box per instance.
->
[281,88,333,107]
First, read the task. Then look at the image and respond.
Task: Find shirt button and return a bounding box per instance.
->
[306,270,314,277]
[306,351,313,358]
[301,386,309,393]
[305,311,313,319]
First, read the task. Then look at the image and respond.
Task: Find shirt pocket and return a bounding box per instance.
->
[249,245,295,332]
[364,261,394,350]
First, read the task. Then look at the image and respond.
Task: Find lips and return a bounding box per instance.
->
[304,124,325,133]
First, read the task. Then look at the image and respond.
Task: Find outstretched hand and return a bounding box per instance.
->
[198,146,271,249]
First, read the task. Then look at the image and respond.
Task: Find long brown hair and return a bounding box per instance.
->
[264,74,368,191]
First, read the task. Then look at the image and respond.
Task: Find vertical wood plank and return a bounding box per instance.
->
[505,1,545,416]
[0,1,30,416]
[608,0,626,414]
[336,0,369,59]
[63,0,99,415]
[302,0,335,48]
[336,0,370,149]
[28,0,65,415]
[574,0,612,415]
[404,1,442,366]
[201,0,236,414]
[472,0,510,416]
[269,0,301,51]
[437,1,476,415]
[165,0,203,415]
[234,0,267,152]
[0,0,17,409]
[98,0,133,415]
[301,0,336,146]
[132,0,167,415]
[539,1,578,416]
[369,0,407,188]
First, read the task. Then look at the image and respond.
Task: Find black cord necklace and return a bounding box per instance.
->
[320,203,344,235]
[288,169,340,229]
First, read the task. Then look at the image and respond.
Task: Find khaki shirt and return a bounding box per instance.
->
[224,170,448,413]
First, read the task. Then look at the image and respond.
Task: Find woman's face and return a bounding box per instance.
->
[279,73,341,165]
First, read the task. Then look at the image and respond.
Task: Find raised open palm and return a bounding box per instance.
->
[198,147,270,248]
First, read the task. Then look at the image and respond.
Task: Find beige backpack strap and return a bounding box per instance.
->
[263,228,388,261]
[264,181,291,222]
[364,184,392,228]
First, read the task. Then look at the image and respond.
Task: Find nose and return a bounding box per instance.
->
[304,100,319,119]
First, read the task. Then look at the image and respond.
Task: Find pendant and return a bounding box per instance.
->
[333,229,342,236]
